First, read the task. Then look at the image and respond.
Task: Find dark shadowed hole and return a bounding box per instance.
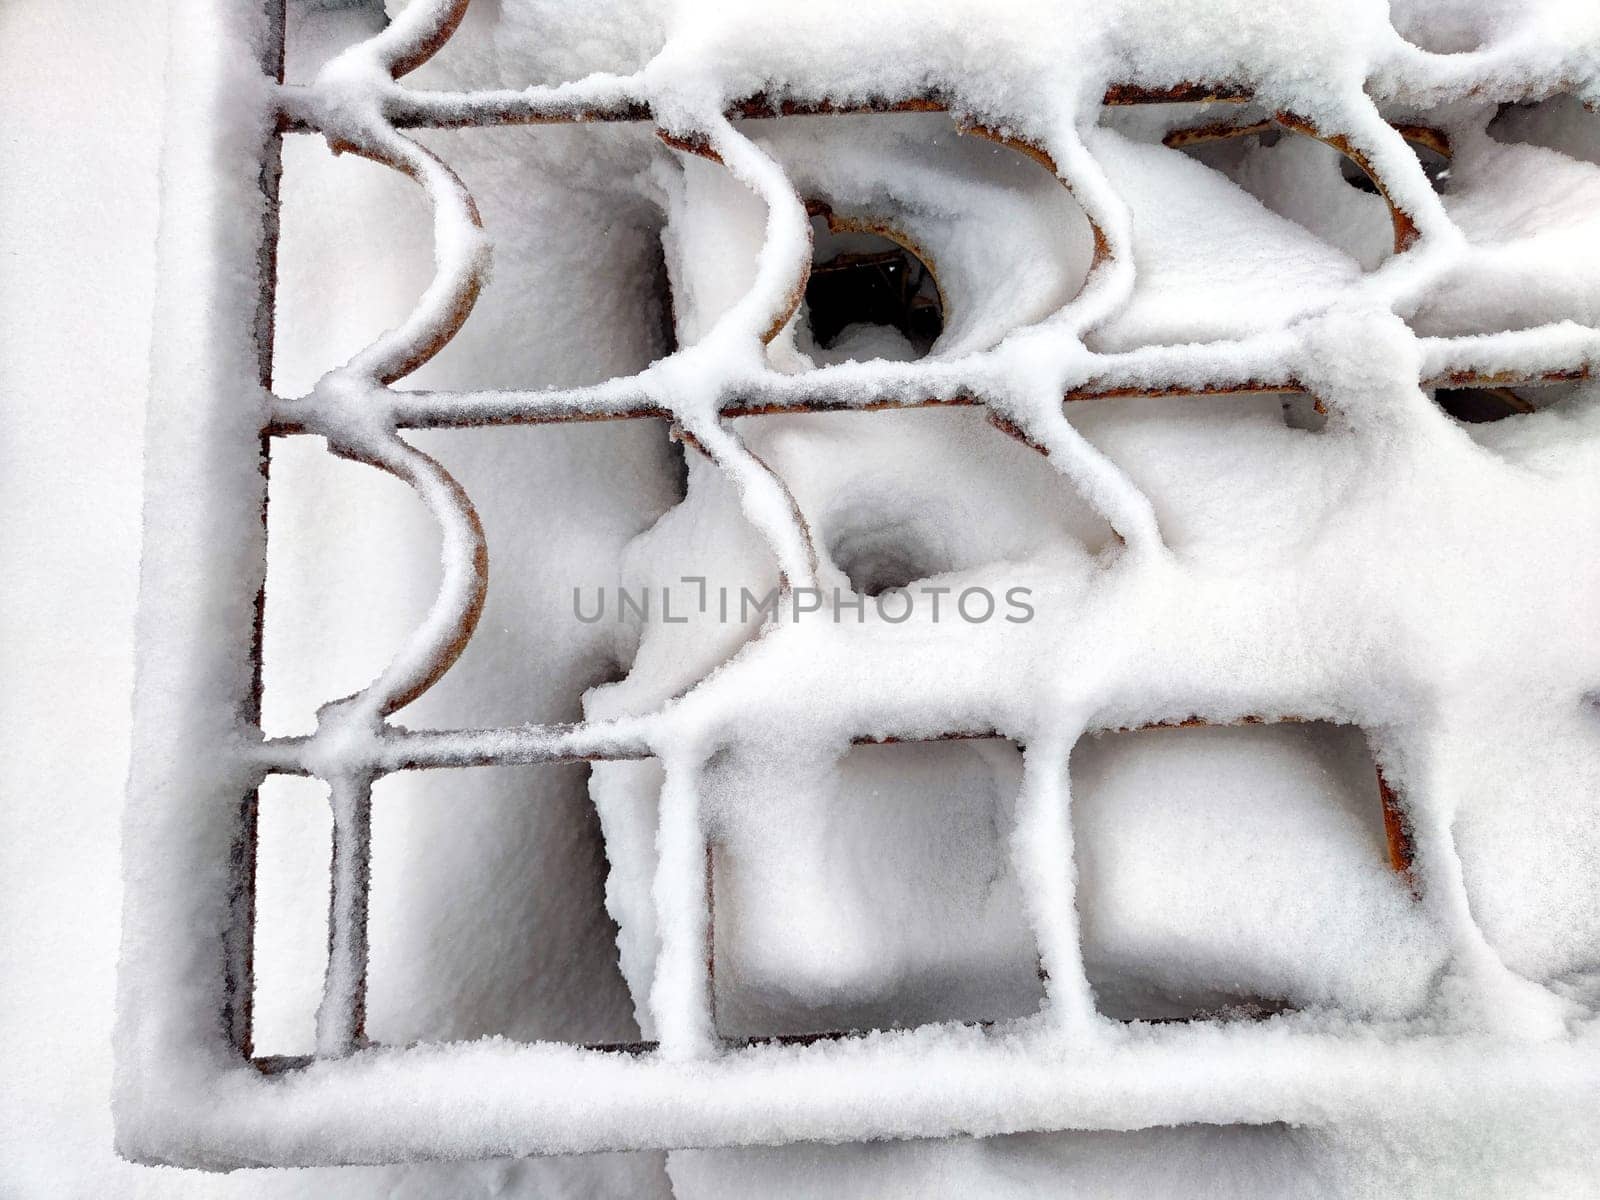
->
[828,520,954,597]
[803,218,943,358]
[1435,387,1535,423]
[1340,139,1452,194]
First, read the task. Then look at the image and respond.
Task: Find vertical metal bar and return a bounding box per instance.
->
[649,755,717,1059]
[222,789,261,1058]
[316,774,374,1056]
[706,842,717,1034]
[1015,735,1099,1033]
[115,0,289,1162]
[225,0,289,1063]
[253,0,286,396]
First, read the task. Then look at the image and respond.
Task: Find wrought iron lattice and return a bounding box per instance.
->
[116,0,1600,1170]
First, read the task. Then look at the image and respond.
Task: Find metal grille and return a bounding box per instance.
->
[116,0,1599,1170]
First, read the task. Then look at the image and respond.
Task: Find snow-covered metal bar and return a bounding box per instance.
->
[275,328,1593,434]
[252,718,659,776]
[315,774,373,1057]
[279,76,1588,135]
[114,0,285,1166]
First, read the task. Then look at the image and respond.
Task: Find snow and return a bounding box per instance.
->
[1072,723,1443,1021]
[253,776,332,1057]
[0,4,165,1194]
[4,0,1594,1193]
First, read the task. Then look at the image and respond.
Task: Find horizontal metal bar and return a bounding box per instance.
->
[254,720,658,777]
[255,713,1400,781]
[204,1020,1595,1166]
[250,997,1294,1076]
[266,361,1590,439]
[279,81,1259,136]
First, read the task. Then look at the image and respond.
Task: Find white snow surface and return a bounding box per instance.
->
[17,0,1594,1194]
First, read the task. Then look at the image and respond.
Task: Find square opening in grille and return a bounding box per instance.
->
[251,775,332,1059]
[364,764,637,1047]
[705,738,1045,1040]
[1072,722,1434,1024]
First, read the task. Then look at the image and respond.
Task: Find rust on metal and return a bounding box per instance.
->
[1162,117,1278,150]
[1377,766,1418,884]
[1275,110,1423,253]
[1426,364,1590,390]
[337,81,1257,133]
[1101,81,1255,106]
[729,92,951,120]
[1164,113,1452,257]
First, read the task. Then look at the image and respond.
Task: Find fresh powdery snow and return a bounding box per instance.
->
[93,0,1600,1195]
